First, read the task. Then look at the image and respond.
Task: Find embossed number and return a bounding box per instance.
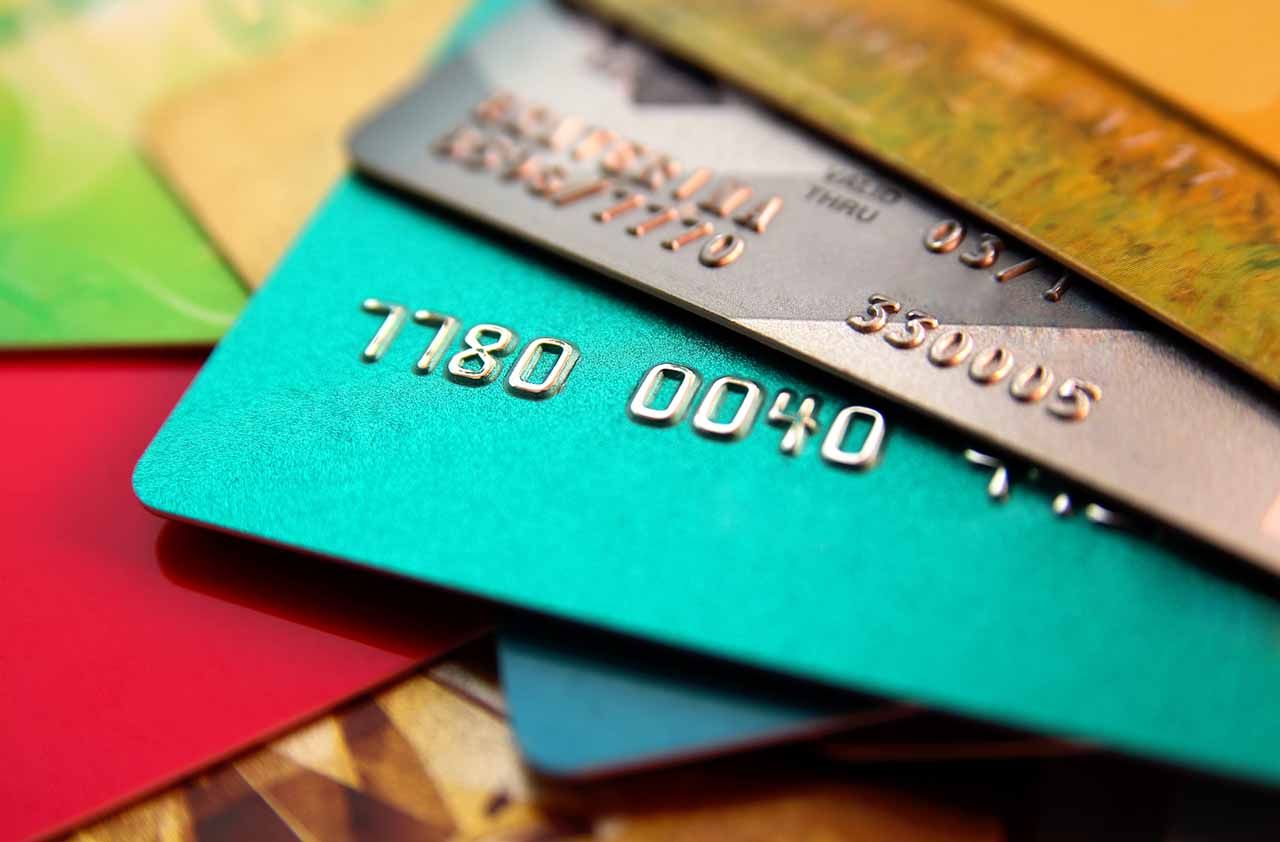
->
[1010,364,1055,402]
[969,346,1015,384]
[821,406,885,470]
[446,324,518,385]
[506,338,580,399]
[923,219,964,253]
[629,364,702,425]
[692,376,763,440]
[847,294,901,333]
[883,308,939,349]
[1047,378,1102,421]
[767,390,821,455]
[928,329,974,367]
[958,233,1003,268]
[360,298,408,363]
[411,310,460,375]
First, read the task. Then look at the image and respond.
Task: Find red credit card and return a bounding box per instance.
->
[0,352,491,842]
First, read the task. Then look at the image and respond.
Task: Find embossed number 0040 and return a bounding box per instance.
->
[628,363,886,470]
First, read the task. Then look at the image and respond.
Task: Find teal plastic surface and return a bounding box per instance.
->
[136,174,1280,787]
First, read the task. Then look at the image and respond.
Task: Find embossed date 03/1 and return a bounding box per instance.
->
[359,298,579,399]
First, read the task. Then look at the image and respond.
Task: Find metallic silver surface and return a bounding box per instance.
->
[506,337,580,398]
[360,298,407,363]
[692,376,763,440]
[821,406,885,470]
[446,323,517,384]
[350,0,1280,573]
[965,450,1010,501]
[767,390,821,455]
[628,363,701,425]
[411,309,460,375]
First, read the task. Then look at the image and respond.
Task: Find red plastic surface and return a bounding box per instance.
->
[0,352,490,842]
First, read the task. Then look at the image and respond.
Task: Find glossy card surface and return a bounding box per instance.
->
[498,626,909,779]
[0,0,452,346]
[144,0,470,287]
[986,0,1280,168]
[0,353,488,841]
[581,0,1280,391]
[136,174,1280,788]
[350,0,1280,577]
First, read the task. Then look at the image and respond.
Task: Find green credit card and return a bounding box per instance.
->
[135,170,1280,788]
[0,0,397,347]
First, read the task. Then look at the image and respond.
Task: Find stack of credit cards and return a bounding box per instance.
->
[5,0,1280,839]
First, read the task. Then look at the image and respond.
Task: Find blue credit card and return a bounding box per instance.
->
[497,624,910,779]
[134,170,1280,788]
[498,625,1084,778]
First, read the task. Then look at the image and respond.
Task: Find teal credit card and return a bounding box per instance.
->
[135,173,1280,787]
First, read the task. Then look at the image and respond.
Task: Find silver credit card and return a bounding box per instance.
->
[350,0,1280,573]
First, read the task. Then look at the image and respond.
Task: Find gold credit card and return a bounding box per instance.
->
[65,657,1005,842]
[144,0,469,288]
[985,0,1280,168]
[579,0,1280,390]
